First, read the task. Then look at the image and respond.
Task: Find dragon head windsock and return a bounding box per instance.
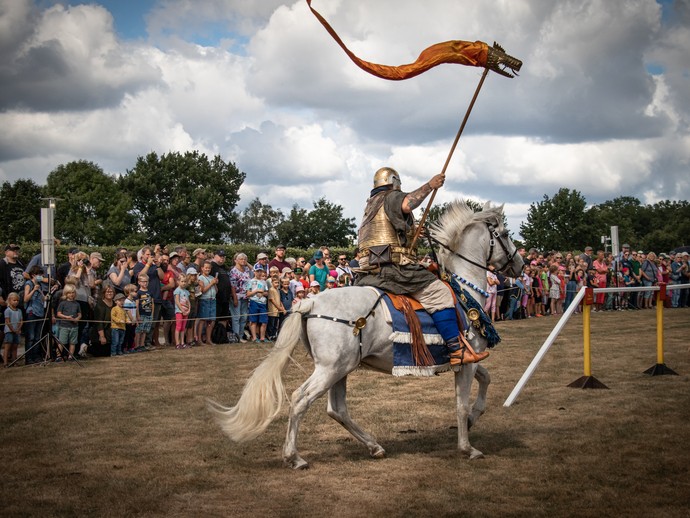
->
[307,0,522,81]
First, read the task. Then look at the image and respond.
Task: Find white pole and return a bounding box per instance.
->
[503,287,587,407]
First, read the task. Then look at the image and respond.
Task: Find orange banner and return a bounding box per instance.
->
[306,0,490,80]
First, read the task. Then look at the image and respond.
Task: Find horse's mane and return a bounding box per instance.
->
[429,200,505,250]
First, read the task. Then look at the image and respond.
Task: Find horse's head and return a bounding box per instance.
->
[428,201,524,279]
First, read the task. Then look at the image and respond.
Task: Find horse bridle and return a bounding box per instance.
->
[429,222,518,276]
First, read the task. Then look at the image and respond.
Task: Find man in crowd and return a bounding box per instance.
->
[0,244,26,311]
[268,244,291,273]
[211,250,232,336]
[254,252,269,274]
[133,246,164,348]
[189,248,206,273]
[579,246,594,271]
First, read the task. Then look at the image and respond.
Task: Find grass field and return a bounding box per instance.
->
[2,308,689,517]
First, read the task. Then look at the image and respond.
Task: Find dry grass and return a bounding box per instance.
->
[2,309,689,517]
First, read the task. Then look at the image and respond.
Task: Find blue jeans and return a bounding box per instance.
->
[564,281,578,311]
[111,328,125,356]
[230,298,249,338]
[24,312,45,362]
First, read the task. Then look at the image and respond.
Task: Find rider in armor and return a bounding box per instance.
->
[356,167,489,366]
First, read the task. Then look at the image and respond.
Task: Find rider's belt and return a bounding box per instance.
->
[360,246,417,267]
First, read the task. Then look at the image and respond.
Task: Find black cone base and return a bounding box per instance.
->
[643,363,678,376]
[567,375,609,389]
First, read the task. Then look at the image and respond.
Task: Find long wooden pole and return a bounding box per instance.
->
[409,67,490,250]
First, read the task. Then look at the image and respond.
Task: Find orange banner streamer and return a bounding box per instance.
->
[306,0,490,80]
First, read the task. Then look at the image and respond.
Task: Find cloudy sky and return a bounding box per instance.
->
[1,0,688,238]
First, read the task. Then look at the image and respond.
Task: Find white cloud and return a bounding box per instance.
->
[0,0,688,242]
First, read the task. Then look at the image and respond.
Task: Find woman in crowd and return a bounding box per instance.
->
[197,260,218,345]
[107,251,131,293]
[484,265,499,321]
[229,253,252,344]
[68,253,93,354]
[640,251,660,309]
[23,266,48,364]
[91,283,115,356]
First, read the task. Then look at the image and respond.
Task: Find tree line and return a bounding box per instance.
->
[0,152,357,248]
[519,188,690,253]
[1,154,687,253]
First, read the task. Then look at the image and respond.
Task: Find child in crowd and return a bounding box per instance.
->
[135,275,154,351]
[279,277,294,327]
[307,280,321,298]
[266,277,283,341]
[326,276,337,289]
[185,268,200,345]
[3,293,22,367]
[110,293,127,356]
[246,267,269,342]
[549,264,562,316]
[293,284,306,305]
[56,284,81,361]
[123,284,138,353]
[197,261,218,345]
[174,275,191,349]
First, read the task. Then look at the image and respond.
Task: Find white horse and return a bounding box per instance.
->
[208,201,523,469]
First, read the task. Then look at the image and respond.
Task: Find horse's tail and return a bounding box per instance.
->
[207,299,315,443]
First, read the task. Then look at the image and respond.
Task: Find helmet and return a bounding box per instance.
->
[373,167,401,190]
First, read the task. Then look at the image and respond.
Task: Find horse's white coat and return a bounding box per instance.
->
[208,201,524,468]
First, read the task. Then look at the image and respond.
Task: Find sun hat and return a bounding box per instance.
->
[257,252,268,260]
[186,267,198,275]
[192,248,206,257]
[90,252,104,261]
[282,267,293,274]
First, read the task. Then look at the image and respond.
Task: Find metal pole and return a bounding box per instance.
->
[409,67,490,250]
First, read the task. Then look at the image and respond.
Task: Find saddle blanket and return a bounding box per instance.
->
[380,293,454,377]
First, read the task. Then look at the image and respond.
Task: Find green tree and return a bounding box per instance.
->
[0,179,44,243]
[520,188,590,252]
[304,198,356,248]
[45,161,133,246]
[121,151,245,244]
[228,198,284,246]
[586,196,644,247]
[274,205,309,247]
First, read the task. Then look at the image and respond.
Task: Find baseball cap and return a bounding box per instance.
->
[276,244,286,250]
[186,267,198,275]
[327,276,336,283]
[282,267,292,274]
[4,243,20,251]
[192,248,206,257]
[257,252,268,260]
[295,285,305,293]
[68,247,80,254]
[313,250,324,259]
[293,267,303,274]
[254,264,265,272]
[114,293,125,301]
[169,251,179,259]
[215,250,226,257]
[637,250,644,254]
[310,280,320,287]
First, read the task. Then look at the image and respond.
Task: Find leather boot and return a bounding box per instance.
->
[447,337,489,366]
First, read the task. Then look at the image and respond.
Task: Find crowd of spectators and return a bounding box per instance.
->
[1,239,688,367]
[0,242,361,366]
[484,244,690,322]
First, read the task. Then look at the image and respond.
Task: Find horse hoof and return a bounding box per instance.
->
[469,450,484,460]
[284,457,310,470]
[370,445,386,459]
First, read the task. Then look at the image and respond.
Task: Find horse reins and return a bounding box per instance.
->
[428,222,518,275]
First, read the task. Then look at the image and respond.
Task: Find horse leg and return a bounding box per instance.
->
[455,366,484,459]
[327,376,386,459]
[283,367,344,470]
[468,364,491,430]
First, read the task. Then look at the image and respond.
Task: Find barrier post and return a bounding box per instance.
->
[568,287,608,389]
[644,283,678,376]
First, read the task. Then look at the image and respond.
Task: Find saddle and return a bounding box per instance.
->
[385,285,462,368]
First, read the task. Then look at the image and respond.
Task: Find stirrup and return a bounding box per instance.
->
[449,343,489,366]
